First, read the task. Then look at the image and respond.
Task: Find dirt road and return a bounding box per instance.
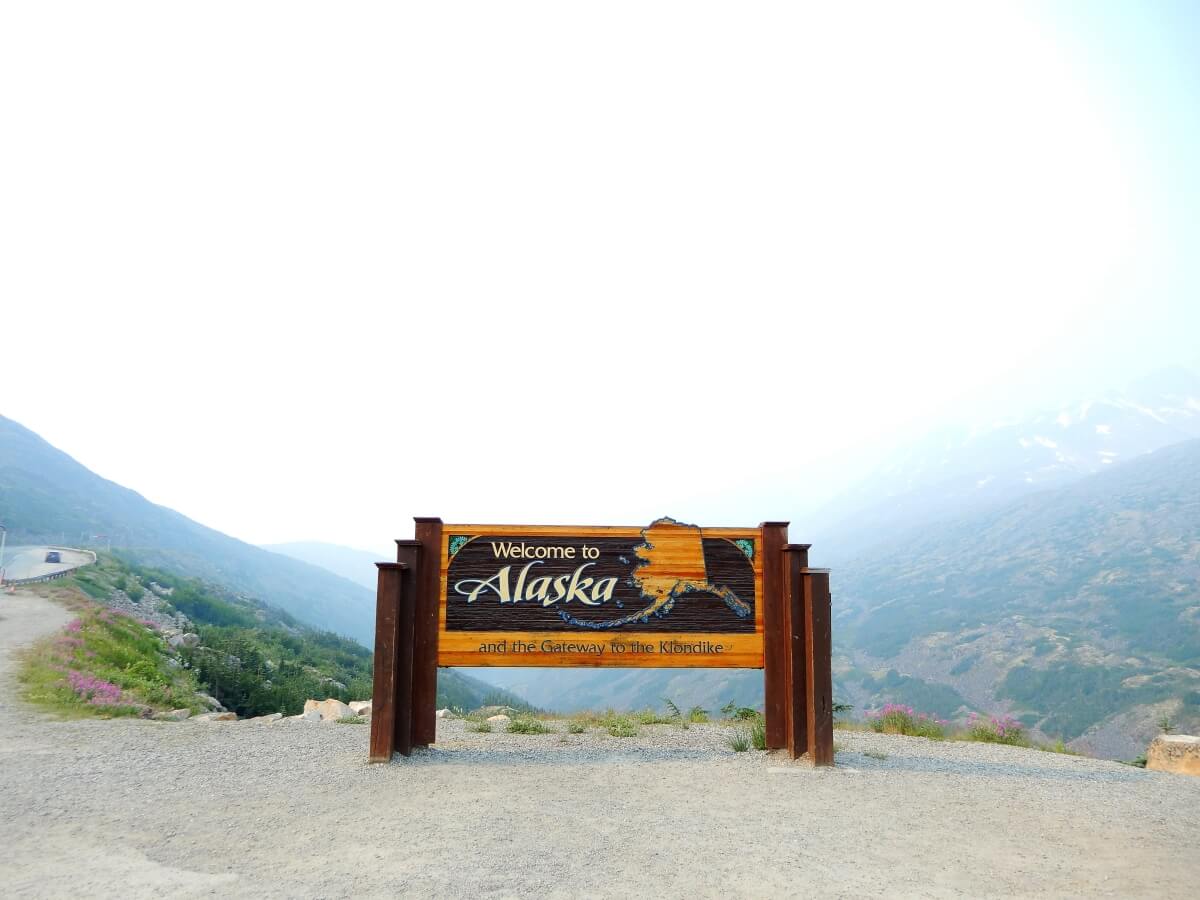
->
[2,590,1198,898]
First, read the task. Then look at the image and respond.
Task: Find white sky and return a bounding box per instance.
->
[2,2,1198,554]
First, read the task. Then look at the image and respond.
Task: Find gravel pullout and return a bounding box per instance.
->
[2,591,1198,898]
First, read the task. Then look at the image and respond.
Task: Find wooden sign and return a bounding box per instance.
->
[436,518,764,667]
[369,515,833,767]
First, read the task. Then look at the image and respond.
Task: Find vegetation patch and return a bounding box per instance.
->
[866,703,948,739]
[507,716,554,735]
[20,604,202,718]
[962,712,1025,745]
[605,715,639,737]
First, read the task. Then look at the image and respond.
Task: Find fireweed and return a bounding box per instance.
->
[19,601,201,718]
[964,712,1026,745]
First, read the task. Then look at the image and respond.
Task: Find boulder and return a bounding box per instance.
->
[303,698,355,721]
[168,633,200,649]
[301,710,323,723]
[435,708,452,719]
[1147,734,1200,776]
[248,713,283,723]
[349,701,372,717]
[153,708,192,721]
[486,714,511,726]
[195,693,226,712]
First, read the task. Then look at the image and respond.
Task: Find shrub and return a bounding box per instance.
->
[866,704,947,739]
[720,701,762,722]
[963,712,1025,745]
[468,720,492,733]
[566,718,587,734]
[687,705,709,724]
[727,729,751,752]
[662,697,688,729]
[507,717,553,735]
[633,708,673,725]
[605,716,638,737]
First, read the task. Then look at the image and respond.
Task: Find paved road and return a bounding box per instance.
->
[2,546,96,582]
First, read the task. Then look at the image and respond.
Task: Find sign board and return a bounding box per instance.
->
[436,517,764,667]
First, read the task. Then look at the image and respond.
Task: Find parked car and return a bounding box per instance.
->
[44,551,61,564]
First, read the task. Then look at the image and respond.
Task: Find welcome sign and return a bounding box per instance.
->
[436,518,765,667]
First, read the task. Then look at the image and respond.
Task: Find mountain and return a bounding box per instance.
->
[260,542,384,591]
[472,438,1200,758]
[836,438,1200,758]
[464,666,765,715]
[810,366,1200,561]
[0,415,376,645]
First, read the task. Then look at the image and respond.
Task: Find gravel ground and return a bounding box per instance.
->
[3,591,1199,899]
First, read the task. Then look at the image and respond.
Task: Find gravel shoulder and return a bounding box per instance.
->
[2,591,1198,899]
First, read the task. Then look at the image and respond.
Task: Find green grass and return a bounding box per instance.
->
[19,602,202,718]
[727,729,751,752]
[749,717,767,750]
[468,720,493,733]
[566,718,588,734]
[336,716,366,725]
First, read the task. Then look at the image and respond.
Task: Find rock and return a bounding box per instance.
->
[153,708,192,721]
[486,714,511,726]
[248,713,283,723]
[194,711,237,722]
[167,633,200,649]
[301,710,322,723]
[349,701,372,717]
[1147,734,1200,776]
[435,708,451,719]
[195,693,226,712]
[303,698,355,722]
[476,705,517,718]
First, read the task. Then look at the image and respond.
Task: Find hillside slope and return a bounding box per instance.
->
[837,438,1200,756]
[0,415,376,645]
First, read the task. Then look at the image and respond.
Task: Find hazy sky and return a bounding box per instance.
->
[3,2,1198,554]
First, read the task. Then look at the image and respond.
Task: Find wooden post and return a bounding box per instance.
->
[393,541,420,756]
[783,544,810,759]
[369,562,409,762]
[760,521,789,749]
[411,517,443,747]
[804,568,834,766]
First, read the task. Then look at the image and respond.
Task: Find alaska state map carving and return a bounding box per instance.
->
[561,517,753,629]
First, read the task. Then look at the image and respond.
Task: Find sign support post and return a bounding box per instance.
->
[410,518,442,747]
[369,559,414,762]
[803,567,834,765]
[760,521,790,750]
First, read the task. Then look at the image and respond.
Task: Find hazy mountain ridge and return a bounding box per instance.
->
[810,366,1200,560]
[0,415,376,645]
[260,542,384,591]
